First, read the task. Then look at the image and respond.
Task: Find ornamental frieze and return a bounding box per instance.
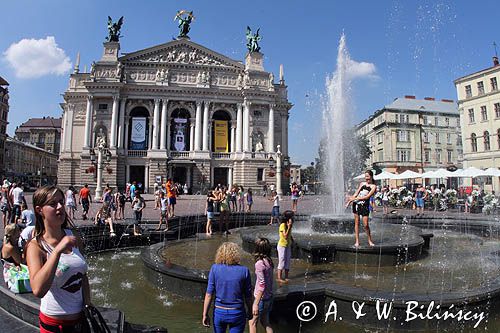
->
[136,47,225,67]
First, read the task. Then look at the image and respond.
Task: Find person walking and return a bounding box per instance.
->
[414,184,427,216]
[345,170,376,248]
[26,186,91,333]
[290,183,300,213]
[65,186,77,220]
[205,191,217,235]
[166,179,177,218]
[10,183,26,224]
[156,192,168,231]
[78,184,92,220]
[219,187,231,235]
[202,242,253,333]
[245,188,253,213]
[131,190,146,236]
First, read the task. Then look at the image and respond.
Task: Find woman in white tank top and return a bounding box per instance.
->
[26,186,91,333]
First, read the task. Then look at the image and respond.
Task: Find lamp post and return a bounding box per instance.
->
[90,143,112,201]
[276,145,283,195]
[310,161,315,194]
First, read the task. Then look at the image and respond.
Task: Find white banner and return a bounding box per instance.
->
[131,117,147,150]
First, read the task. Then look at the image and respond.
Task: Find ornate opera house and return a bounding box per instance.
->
[58,15,292,193]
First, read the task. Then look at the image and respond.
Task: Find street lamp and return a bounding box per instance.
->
[90,142,112,200]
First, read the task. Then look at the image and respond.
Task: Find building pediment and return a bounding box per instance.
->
[119,39,244,70]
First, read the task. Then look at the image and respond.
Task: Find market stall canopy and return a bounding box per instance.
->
[432,168,455,178]
[420,170,437,179]
[481,167,500,177]
[457,167,485,178]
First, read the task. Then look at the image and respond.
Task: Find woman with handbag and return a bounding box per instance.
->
[26,186,92,333]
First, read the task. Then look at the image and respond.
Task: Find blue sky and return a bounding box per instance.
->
[1,0,499,165]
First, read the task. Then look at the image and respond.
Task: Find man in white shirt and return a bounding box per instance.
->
[10,183,25,224]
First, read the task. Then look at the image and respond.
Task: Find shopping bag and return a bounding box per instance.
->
[2,262,32,294]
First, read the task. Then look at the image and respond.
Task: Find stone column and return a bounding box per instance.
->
[160,99,168,150]
[243,100,250,151]
[148,118,153,150]
[186,166,192,188]
[118,98,126,149]
[189,119,195,151]
[61,109,67,152]
[202,101,210,151]
[84,95,94,148]
[110,95,119,148]
[228,168,233,187]
[66,106,74,153]
[267,104,275,152]
[124,116,129,150]
[166,122,171,151]
[282,112,288,156]
[145,165,149,193]
[236,103,242,152]
[152,99,160,150]
[230,121,236,153]
[195,101,202,151]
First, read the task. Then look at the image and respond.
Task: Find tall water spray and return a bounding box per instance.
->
[323,33,352,215]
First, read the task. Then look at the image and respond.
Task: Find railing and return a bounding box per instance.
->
[170,151,190,158]
[251,152,270,159]
[212,152,231,159]
[127,150,147,157]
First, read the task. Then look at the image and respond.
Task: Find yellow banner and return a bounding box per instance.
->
[214,120,228,152]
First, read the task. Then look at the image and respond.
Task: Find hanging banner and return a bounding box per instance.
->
[173,118,187,151]
[130,117,147,150]
[214,120,228,152]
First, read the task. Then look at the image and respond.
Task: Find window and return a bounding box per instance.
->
[253,110,262,117]
[436,149,442,163]
[397,149,410,162]
[378,149,383,161]
[395,114,399,123]
[491,77,498,91]
[465,85,472,98]
[397,130,409,142]
[98,103,108,110]
[423,132,429,143]
[447,150,453,162]
[498,129,500,149]
[424,149,431,162]
[471,133,477,152]
[434,117,439,126]
[495,103,500,118]
[257,168,264,181]
[481,106,488,121]
[423,116,428,125]
[404,115,409,123]
[477,81,485,95]
[457,134,462,146]
[484,131,491,151]
[486,176,493,185]
[445,117,449,126]
[468,108,475,123]
[377,131,383,143]
[435,132,440,144]
[447,133,451,144]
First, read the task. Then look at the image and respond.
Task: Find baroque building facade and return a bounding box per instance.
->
[58,37,292,193]
[15,116,62,155]
[454,56,500,192]
[356,96,462,179]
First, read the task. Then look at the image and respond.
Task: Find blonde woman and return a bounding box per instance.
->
[202,242,253,333]
[2,224,22,266]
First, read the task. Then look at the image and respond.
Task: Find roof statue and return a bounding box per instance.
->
[106,16,124,42]
[174,10,195,38]
[246,26,262,53]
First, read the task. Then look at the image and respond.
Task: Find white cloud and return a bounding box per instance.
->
[3,36,72,79]
[346,58,379,81]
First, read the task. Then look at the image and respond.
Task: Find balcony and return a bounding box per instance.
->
[170,151,190,158]
[212,152,231,159]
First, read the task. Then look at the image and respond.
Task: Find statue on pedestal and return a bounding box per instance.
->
[255,140,264,152]
[246,26,262,53]
[106,16,124,42]
[95,128,107,149]
[174,10,194,38]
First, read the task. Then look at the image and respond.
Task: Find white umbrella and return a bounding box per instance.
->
[394,170,422,180]
[432,168,455,178]
[374,171,396,180]
[459,167,485,178]
[420,170,437,179]
[481,167,500,177]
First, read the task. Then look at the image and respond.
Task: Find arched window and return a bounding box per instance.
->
[484,131,490,151]
[497,129,500,149]
[211,110,232,152]
[170,108,190,152]
[471,133,477,152]
[128,107,150,150]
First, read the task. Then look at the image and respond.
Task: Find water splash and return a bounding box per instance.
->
[323,33,352,214]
